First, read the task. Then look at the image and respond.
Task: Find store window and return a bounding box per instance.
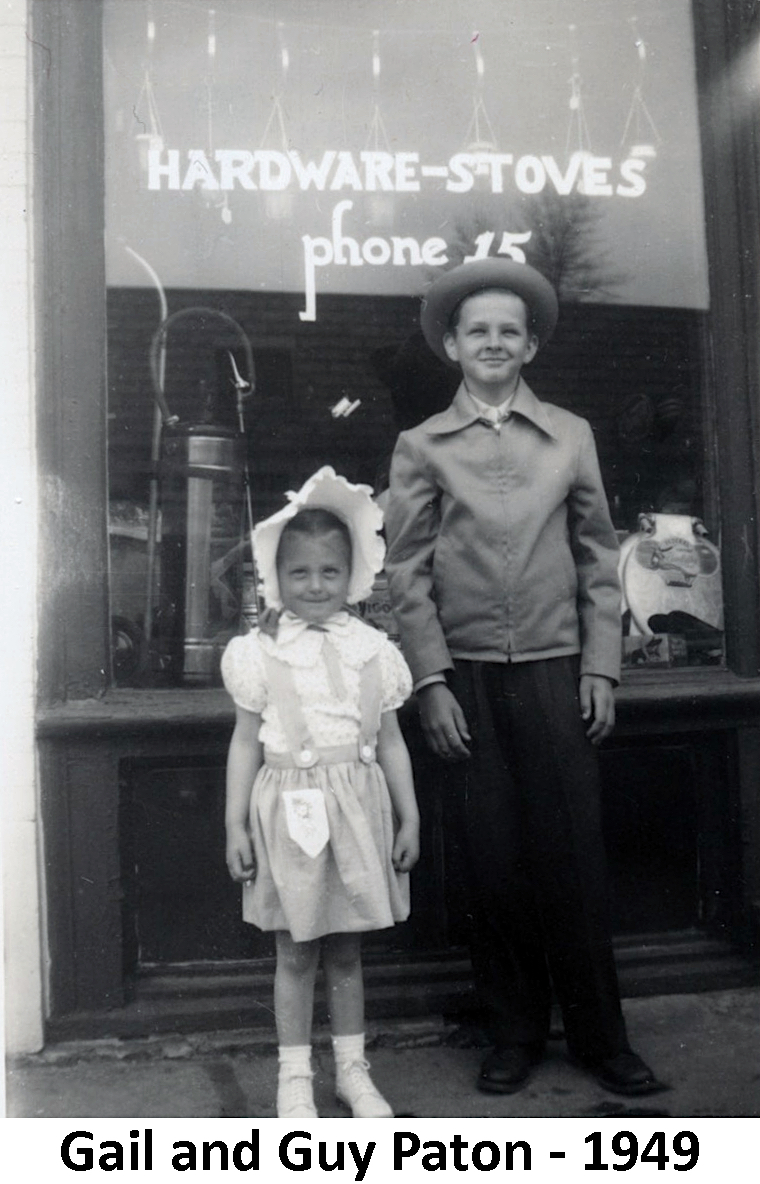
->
[103,0,721,686]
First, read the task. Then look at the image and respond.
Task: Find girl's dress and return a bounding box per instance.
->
[221,610,413,942]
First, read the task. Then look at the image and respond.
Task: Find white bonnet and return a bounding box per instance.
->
[252,465,386,611]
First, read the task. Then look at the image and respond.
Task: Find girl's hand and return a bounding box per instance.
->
[580,674,616,744]
[226,825,256,882]
[392,820,420,873]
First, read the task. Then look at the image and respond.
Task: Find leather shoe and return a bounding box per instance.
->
[578,1050,668,1096]
[478,1045,543,1094]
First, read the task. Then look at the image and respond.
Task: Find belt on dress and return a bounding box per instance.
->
[264,742,377,770]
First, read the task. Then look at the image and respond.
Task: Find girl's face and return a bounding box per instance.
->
[276,529,351,624]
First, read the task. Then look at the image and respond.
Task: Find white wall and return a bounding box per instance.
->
[1,0,45,1057]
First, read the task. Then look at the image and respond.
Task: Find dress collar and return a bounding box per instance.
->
[275,610,352,647]
[258,608,382,671]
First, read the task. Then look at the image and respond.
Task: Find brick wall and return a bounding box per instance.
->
[108,288,708,534]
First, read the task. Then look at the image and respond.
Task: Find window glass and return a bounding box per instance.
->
[104,0,722,684]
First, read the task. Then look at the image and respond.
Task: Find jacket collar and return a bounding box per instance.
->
[424,378,557,439]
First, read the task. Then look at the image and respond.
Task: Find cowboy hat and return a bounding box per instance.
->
[420,258,559,364]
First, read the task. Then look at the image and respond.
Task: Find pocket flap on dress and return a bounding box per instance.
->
[282,788,330,858]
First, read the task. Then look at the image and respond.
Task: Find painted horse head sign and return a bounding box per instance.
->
[105,0,708,317]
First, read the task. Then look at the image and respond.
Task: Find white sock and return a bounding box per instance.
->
[332,1033,365,1066]
[278,1044,312,1073]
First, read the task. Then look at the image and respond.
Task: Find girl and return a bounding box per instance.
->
[222,466,420,1119]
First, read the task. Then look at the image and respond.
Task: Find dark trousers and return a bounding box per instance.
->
[441,656,630,1062]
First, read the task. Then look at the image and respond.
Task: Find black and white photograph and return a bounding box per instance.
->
[2,0,759,1158]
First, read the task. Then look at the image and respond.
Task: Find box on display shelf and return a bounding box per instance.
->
[622,632,689,668]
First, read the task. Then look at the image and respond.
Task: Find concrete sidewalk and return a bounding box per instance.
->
[6,987,759,1119]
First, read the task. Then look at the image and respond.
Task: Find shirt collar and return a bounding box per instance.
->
[425,378,557,439]
[467,388,515,424]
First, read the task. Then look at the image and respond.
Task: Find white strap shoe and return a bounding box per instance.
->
[277,1069,318,1118]
[336,1059,393,1118]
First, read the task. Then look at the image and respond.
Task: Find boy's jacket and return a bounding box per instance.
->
[384,379,622,685]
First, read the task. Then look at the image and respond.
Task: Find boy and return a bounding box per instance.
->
[384,258,663,1096]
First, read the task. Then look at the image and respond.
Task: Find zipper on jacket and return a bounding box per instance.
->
[492,419,514,660]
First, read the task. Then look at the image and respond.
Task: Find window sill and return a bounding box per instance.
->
[36,687,235,738]
[36,666,760,739]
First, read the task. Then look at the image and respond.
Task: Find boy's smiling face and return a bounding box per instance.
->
[443,289,539,405]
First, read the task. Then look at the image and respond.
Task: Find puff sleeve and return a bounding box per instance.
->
[220,632,268,713]
[377,635,413,712]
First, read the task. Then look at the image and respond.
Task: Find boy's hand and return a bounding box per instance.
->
[392,820,420,873]
[226,825,256,882]
[418,682,471,759]
[580,674,616,744]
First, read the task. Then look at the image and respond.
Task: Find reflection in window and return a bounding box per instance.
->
[104,0,721,682]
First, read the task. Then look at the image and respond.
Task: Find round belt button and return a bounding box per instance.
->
[300,748,313,765]
[361,744,373,761]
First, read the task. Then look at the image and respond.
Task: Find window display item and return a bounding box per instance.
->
[618,512,723,664]
[360,574,400,643]
[159,423,247,683]
[150,309,255,685]
[622,633,688,669]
